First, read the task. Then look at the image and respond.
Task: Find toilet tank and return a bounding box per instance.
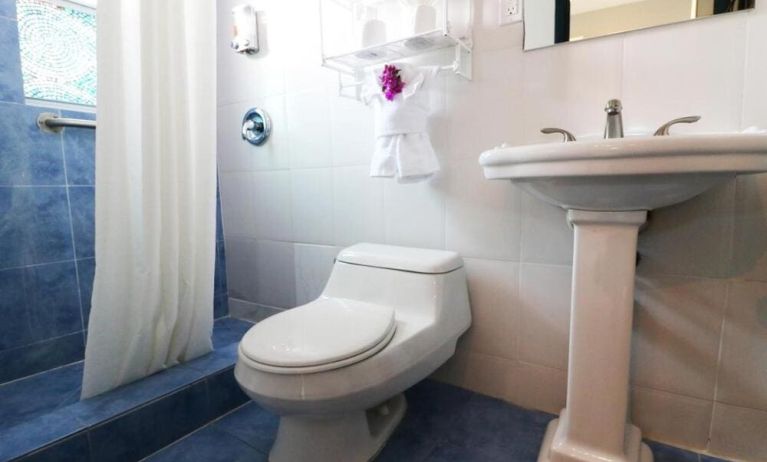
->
[321,244,470,327]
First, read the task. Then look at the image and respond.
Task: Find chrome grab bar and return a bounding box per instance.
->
[37,112,96,134]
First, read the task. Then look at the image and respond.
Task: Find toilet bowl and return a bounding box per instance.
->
[234,243,472,462]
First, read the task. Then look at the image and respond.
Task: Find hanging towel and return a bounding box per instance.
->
[363,64,440,182]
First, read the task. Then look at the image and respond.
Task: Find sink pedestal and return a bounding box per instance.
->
[538,210,653,462]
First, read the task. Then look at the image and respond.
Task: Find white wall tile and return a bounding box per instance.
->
[252,170,293,241]
[521,35,624,142]
[638,180,736,279]
[216,2,285,105]
[225,237,259,302]
[631,386,713,451]
[520,193,573,265]
[329,95,375,167]
[518,263,572,370]
[461,258,519,359]
[444,160,522,260]
[632,274,728,400]
[217,96,290,173]
[506,361,567,415]
[709,403,767,461]
[432,348,516,402]
[332,166,385,246]
[446,48,525,161]
[716,280,767,411]
[623,14,747,134]
[742,14,767,128]
[294,244,339,306]
[383,177,445,249]
[286,90,333,169]
[229,298,282,323]
[219,172,256,238]
[471,0,524,52]
[291,168,334,245]
[225,238,296,308]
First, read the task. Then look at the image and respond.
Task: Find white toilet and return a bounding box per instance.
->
[234,243,471,462]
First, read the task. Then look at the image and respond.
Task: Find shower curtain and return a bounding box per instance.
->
[82,0,217,398]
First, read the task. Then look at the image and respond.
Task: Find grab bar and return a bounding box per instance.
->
[37,112,96,133]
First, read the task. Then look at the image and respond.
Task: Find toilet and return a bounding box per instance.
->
[234,243,472,462]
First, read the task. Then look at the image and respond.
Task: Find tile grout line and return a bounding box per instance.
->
[705,281,732,453]
[58,111,89,342]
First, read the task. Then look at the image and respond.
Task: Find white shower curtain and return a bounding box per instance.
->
[82,0,217,398]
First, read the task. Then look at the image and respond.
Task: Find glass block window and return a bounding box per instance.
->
[16,0,97,106]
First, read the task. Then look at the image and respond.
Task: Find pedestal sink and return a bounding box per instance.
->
[479,133,767,462]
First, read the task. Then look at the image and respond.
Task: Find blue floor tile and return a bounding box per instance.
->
[425,441,515,462]
[0,362,82,432]
[206,368,249,419]
[211,317,253,349]
[87,381,210,462]
[444,392,552,460]
[701,455,732,462]
[145,425,267,462]
[647,441,700,462]
[19,433,90,462]
[212,402,278,455]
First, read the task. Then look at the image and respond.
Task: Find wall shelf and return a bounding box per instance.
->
[319,0,473,99]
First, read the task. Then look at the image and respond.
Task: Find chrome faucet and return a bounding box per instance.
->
[604,99,624,139]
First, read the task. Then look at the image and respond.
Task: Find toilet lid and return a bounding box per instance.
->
[239,298,396,369]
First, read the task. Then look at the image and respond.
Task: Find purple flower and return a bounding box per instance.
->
[380,64,405,101]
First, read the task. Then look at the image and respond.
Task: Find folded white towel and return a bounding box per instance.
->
[363,64,440,182]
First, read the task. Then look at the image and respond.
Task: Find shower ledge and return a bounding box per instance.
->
[0,318,253,462]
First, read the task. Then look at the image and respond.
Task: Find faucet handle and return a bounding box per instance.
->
[541,127,577,142]
[654,116,701,136]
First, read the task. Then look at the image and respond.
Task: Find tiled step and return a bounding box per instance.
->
[0,318,253,462]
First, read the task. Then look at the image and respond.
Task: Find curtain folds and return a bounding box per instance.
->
[82,0,217,399]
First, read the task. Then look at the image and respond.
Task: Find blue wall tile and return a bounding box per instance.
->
[0,186,74,269]
[77,258,94,328]
[0,331,84,383]
[19,433,90,462]
[88,381,210,461]
[0,0,16,20]
[0,261,82,350]
[68,186,94,259]
[211,402,278,456]
[215,240,227,296]
[0,17,23,102]
[205,368,249,419]
[145,426,267,462]
[0,103,65,185]
[61,110,95,186]
[213,294,229,319]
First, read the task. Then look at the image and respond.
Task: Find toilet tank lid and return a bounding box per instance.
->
[337,243,463,274]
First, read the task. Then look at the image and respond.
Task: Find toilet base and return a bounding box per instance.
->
[269,393,407,462]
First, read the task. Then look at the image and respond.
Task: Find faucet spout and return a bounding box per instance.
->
[604,99,624,139]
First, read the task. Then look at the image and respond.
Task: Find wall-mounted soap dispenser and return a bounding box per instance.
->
[231,4,259,55]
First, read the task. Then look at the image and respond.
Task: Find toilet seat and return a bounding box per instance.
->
[239,298,397,375]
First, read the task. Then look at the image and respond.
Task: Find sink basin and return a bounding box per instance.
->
[480,133,767,211]
[478,133,767,462]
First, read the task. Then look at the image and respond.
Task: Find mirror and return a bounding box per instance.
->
[524,0,755,51]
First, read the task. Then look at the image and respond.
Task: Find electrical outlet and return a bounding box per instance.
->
[498,0,523,26]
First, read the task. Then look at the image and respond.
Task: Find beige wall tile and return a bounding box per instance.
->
[518,263,572,370]
[716,280,767,411]
[632,274,728,399]
[709,403,767,461]
[631,386,713,451]
[461,258,520,359]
